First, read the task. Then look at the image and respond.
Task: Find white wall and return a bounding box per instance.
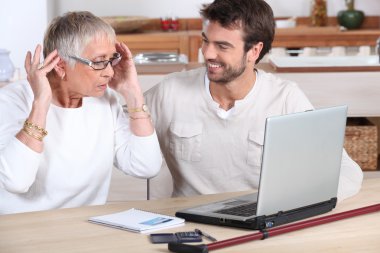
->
[268,0,380,17]
[52,0,380,19]
[0,0,48,77]
[51,0,212,19]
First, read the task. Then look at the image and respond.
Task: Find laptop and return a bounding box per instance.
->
[175,105,348,230]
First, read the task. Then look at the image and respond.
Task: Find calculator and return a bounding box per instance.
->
[150,231,202,243]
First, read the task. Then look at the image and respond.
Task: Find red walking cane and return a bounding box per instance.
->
[168,203,380,253]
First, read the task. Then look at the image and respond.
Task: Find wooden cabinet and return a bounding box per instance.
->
[117,31,202,62]
[274,26,380,48]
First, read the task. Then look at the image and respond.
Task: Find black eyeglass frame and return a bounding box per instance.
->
[69,52,122,70]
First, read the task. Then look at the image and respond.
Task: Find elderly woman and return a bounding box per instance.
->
[0,11,162,214]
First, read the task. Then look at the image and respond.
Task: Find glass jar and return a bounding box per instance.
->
[310,0,328,27]
[0,49,15,82]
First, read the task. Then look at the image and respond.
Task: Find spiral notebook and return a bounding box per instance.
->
[88,208,185,233]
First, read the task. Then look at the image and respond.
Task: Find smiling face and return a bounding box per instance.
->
[63,34,117,98]
[201,21,257,85]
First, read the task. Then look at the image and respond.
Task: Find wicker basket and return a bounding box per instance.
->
[344,118,378,171]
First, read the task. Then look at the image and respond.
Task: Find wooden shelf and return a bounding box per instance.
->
[274,26,380,48]
[116,16,380,62]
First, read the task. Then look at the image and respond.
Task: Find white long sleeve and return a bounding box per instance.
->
[0,137,41,193]
[0,82,161,214]
[337,150,363,201]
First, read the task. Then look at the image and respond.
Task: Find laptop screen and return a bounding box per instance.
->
[256,106,347,216]
[175,106,347,229]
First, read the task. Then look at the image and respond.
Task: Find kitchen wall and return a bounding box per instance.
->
[51,0,380,19]
[0,0,48,77]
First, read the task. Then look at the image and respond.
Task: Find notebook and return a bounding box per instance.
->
[176,105,348,230]
[89,208,185,233]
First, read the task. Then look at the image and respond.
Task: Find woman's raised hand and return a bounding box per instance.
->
[24,45,60,106]
[109,42,143,106]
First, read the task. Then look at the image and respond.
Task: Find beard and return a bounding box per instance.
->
[206,53,247,84]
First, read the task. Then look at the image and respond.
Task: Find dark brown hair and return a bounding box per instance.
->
[200,0,275,63]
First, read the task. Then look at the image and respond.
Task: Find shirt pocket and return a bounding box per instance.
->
[247,131,264,166]
[169,122,203,162]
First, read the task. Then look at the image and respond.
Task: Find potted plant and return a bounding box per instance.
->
[337,0,365,29]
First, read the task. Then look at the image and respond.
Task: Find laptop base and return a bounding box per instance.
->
[176,197,337,230]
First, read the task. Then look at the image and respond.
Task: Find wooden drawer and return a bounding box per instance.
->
[117,32,189,56]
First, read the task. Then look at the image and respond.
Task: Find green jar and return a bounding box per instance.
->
[337,0,364,30]
[338,9,364,29]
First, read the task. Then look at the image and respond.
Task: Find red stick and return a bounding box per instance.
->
[168,203,380,253]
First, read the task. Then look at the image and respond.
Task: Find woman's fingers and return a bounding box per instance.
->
[25,45,43,74]
[39,50,60,73]
[116,41,133,61]
[24,45,61,81]
[24,51,32,73]
[123,44,133,60]
[32,45,42,68]
[43,49,58,65]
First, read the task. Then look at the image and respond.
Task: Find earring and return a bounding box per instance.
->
[61,73,66,80]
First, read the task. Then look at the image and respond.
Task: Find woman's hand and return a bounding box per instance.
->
[109,42,144,107]
[18,45,60,152]
[24,45,60,107]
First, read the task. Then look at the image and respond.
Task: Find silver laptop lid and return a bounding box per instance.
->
[256,105,347,216]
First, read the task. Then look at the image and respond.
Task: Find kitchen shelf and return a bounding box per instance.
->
[116,16,380,63]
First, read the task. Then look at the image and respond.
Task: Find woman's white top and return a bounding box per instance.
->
[0,81,162,214]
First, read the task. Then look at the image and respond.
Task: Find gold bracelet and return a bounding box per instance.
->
[126,104,150,114]
[24,120,48,136]
[129,114,151,120]
[22,128,43,141]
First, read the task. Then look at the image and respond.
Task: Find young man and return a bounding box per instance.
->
[144,0,363,200]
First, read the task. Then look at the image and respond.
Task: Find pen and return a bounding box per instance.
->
[194,228,217,242]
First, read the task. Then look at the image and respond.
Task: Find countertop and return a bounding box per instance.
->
[135,62,280,75]
[135,62,202,75]
[136,61,380,75]
[136,62,380,118]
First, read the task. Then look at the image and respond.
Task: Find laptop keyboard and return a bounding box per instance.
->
[214,202,257,217]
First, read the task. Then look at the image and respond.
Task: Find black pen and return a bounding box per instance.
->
[194,229,217,242]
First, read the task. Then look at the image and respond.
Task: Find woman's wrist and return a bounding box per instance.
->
[16,131,44,153]
[32,98,51,115]
[27,100,50,130]
[118,84,144,107]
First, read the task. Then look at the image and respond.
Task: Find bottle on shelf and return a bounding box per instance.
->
[310,0,328,27]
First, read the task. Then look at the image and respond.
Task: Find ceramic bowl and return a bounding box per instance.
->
[275,19,296,29]
[102,16,150,33]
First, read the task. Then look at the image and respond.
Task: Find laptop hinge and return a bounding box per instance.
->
[255,197,337,230]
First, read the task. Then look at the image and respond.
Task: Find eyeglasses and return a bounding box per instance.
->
[69,52,122,70]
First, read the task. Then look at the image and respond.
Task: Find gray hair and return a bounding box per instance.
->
[43,11,116,67]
